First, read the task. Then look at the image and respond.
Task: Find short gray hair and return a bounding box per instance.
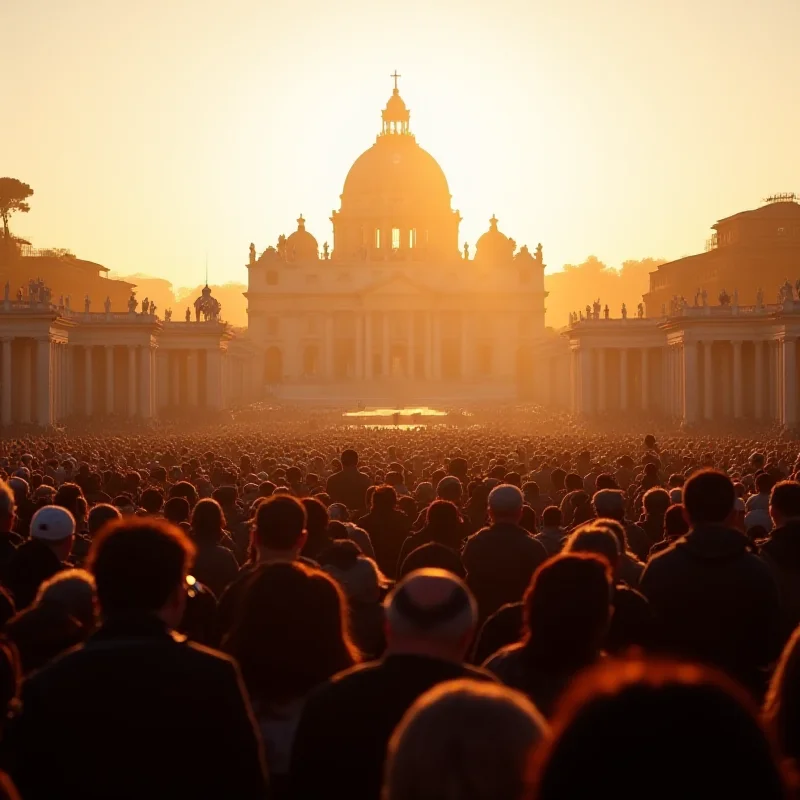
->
[488,484,524,516]
[385,569,476,643]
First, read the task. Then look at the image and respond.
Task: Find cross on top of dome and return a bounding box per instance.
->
[391,70,401,90]
[297,214,306,230]
[490,214,499,229]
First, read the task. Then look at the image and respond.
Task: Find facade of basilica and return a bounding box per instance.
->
[245,78,548,402]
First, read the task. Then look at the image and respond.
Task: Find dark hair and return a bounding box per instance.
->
[591,519,628,554]
[258,481,276,498]
[53,483,85,519]
[168,481,198,508]
[371,485,397,511]
[522,553,611,672]
[399,542,466,579]
[564,525,620,571]
[683,470,735,525]
[770,481,800,522]
[565,473,583,492]
[223,562,359,705]
[139,487,164,514]
[163,496,190,525]
[528,660,788,800]
[643,488,670,516]
[212,486,237,507]
[87,503,122,537]
[664,504,689,539]
[88,519,195,615]
[190,498,226,545]
[542,506,562,528]
[341,449,359,468]
[757,472,777,494]
[253,495,307,550]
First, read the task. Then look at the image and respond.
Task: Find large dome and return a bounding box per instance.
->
[340,135,451,213]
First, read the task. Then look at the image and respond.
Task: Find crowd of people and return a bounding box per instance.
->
[0,415,799,798]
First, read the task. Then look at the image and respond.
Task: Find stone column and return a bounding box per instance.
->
[423,312,432,379]
[206,349,223,410]
[754,340,764,420]
[433,315,442,380]
[157,350,169,409]
[619,348,628,412]
[84,346,93,416]
[355,314,364,380]
[170,353,180,406]
[128,345,137,417]
[140,346,153,418]
[683,341,698,424]
[19,342,31,424]
[325,315,335,379]
[36,338,53,426]
[1,340,11,426]
[364,313,373,380]
[641,347,649,411]
[51,343,59,422]
[732,340,743,418]
[187,351,199,406]
[407,313,416,379]
[596,349,606,412]
[782,338,797,427]
[580,348,593,414]
[105,346,115,415]
[382,313,390,377]
[703,341,713,420]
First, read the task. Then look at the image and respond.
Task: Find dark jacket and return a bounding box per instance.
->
[6,614,268,800]
[1,539,66,611]
[462,522,548,621]
[760,520,800,645]
[325,468,371,512]
[192,541,240,597]
[396,523,468,573]
[358,508,411,579]
[640,524,780,697]
[289,654,494,800]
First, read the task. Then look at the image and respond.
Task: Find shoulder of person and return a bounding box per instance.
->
[482,642,523,673]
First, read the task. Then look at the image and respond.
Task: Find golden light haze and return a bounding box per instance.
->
[4,0,799,293]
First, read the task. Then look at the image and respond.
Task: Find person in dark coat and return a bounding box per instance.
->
[462,485,547,622]
[189,498,239,597]
[289,569,493,800]
[759,480,800,646]
[640,469,780,699]
[6,518,268,800]
[358,485,411,580]
[325,449,371,512]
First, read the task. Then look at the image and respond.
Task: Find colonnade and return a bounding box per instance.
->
[156,348,229,411]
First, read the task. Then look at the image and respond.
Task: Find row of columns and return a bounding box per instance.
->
[156,348,228,411]
[572,346,654,415]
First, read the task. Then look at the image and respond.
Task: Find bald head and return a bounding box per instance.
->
[488,484,524,523]
[385,569,477,657]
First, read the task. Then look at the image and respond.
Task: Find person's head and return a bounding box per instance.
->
[341,449,359,469]
[52,483,86,524]
[371,485,397,512]
[683,469,736,527]
[319,540,388,604]
[757,472,777,495]
[425,500,461,533]
[29,505,75,561]
[563,525,620,573]
[385,569,477,662]
[385,679,548,800]
[399,542,466,580]
[591,489,625,523]
[488,484,524,525]
[168,480,198,508]
[664,503,690,540]
[328,502,350,523]
[190,498,226,545]
[87,519,195,629]
[527,659,789,800]
[523,553,611,669]
[643,487,670,517]
[541,506,562,530]
[223,561,359,705]
[301,497,329,539]
[87,503,122,538]
[770,481,800,528]
[0,482,16,532]
[35,569,97,630]
[437,476,463,504]
[163,496,190,526]
[139,487,164,515]
[252,495,307,557]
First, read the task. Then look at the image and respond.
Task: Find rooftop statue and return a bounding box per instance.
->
[127,292,138,313]
[249,243,256,265]
[637,302,644,319]
[621,302,628,319]
[104,296,111,314]
[164,308,172,322]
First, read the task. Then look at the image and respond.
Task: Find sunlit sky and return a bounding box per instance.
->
[4,0,799,287]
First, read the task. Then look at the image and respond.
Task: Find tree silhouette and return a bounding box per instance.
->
[0,178,33,242]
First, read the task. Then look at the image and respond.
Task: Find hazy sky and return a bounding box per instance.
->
[4,0,799,287]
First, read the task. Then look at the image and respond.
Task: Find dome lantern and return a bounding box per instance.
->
[381,71,411,137]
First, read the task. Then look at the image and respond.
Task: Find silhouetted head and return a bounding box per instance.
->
[683,469,735,527]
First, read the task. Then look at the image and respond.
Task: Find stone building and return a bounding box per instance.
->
[644,195,800,316]
[245,76,548,403]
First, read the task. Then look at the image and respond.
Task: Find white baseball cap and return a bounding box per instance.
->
[30,506,76,542]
